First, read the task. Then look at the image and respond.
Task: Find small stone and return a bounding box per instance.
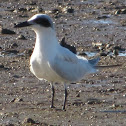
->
[100,52,108,56]
[52,8,60,14]
[76,92,80,97]
[67,7,74,13]
[123,94,126,97]
[17,35,27,40]
[6,50,19,54]
[86,98,101,104]
[24,49,33,56]
[11,98,23,103]
[97,15,109,19]
[115,10,122,15]
[109,104,120,109]
[13,75,20,78]
[72,101,84,106]
[18,7,27,12]
[23,118,36,124]
[113,49,119,56]
[107,88,115,92]
[121,9,126,14]
[10,43,18,48]
[25,1,37,5]
[115,9,126,15]
[0,64,4,69]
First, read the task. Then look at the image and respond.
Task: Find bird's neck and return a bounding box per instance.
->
[33,28,59,57]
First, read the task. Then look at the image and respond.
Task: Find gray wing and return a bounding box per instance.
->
[51,48,95,82]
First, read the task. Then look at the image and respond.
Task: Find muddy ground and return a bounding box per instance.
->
[0,0,126,125]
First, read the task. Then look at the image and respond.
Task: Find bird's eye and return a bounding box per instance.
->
[34,17,52,27]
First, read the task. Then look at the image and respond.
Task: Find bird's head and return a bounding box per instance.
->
[14,14,54,32]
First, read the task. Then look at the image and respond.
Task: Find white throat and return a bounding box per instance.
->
[33,26,59,58]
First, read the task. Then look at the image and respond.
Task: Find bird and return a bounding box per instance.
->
[14,14,100,110]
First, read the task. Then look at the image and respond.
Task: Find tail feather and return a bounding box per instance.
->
[88,57,100,66]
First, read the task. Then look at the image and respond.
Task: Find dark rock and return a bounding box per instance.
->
[121,9,126,14]
[18,7,27,12]
[6,9,15,12]
[113,45,125,51]
[0,26,16,34]
[60,37,77,54]
[86,98,101,104]
[97,15,110,19]
[0,64,4,69]
[10,43,18,48]
[115,9,126,15]
[0,64,10,71]
[100,52,108,56]
[113,49,119,56]
[6,50,19,54]
[72,101,84,106]
[25,1,37,5]
[24,118,36,124]
[107,88,115,92]
[67,7,74,13]
[13,75,20,78]
[52,8,60,14]
[76,92,80,97]
[19,15,29,18]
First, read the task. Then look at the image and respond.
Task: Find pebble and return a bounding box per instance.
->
[86,98,101,104]
[11,98,23,103]
[115,9,126,15]
[100,52,108,56]
[17,35,27,40]
[0,25,15,34]
[76,92,80,97]
[97,15,109,19]
[10,43,18,48]
[24,118,36,124]
[107,88,115,92]
[52,8,60,14]
[67,7,74,13]
[0,64,4,69]
[72,101,84,106]
[5,50,19,54]
[18,7,27,12]
[24,49,33,57]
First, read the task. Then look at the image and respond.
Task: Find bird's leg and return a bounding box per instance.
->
[63,83,68,110]
[50,83,55,108]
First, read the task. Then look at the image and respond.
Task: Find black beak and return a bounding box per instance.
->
[14,21,32,28]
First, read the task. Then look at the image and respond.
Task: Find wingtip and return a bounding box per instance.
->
[88,57,100,66]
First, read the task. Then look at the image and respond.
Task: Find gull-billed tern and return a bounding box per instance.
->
[14,14,99,110]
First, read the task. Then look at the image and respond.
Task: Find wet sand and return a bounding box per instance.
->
[0,0,126,125]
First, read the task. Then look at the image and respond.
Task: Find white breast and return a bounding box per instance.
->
[30,53,67,82]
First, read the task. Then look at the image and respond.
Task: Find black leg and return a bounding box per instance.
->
[50,83,55,108]
[63,84,68,110]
